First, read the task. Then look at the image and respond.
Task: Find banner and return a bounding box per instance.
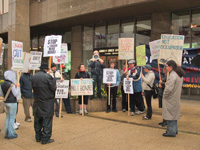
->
[43,35,62,57]
[0,38,3,54]
[55,80,69,98]
[53,43,68,64]
[159,34,185,65]
[0,43,4,65]
[149,39,161,60]
[12,41,24,70]
[145,45,200,88]
[71,79,93,96]
[29,51,42,70]
[136,45,146,66]
[118,38,134,60]
[123,78,134,94]
[22,53,31,73]
[103,68,117,84]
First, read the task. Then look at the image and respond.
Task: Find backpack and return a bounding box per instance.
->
[147,84,158,99]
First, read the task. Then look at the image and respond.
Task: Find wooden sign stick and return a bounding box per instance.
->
[108,84,111,106]
[33,70,35,75]
[48,56,52,73]
[141,66,143,86]
[82,95,84,116]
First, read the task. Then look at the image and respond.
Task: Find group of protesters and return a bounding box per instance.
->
[0,50,185,144]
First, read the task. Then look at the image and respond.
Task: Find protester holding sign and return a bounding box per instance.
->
[158,65,167,127]
[49,63,64,118]
[120,63,130,112]
[1,70,20,139]
[141,64,155,120]
[162,60,185,137]
[89,50,105,99]
[59,65,72,114]
[127,60,144,116]
[75,64,90,115]
[20,70,34,122]
[106,62,120,113]
[32,63,56,144]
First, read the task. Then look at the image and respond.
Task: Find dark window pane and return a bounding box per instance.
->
[172,11,190,48]
[192,9,200,48]
[107,21,119,47]
[95,24,106,48]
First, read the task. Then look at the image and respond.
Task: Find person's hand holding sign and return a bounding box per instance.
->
[126,75,129,80]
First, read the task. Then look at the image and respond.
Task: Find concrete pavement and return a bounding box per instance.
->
[0,99,200,150]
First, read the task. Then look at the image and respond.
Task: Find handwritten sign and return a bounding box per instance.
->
[118,38,134,60]
[43,35,62,57]
[149,39,161,60]
[0,43,4,65]
[159,34,185,65]
[55,80,69,98]
[71,79,93,96]
[12,41,24,70]
[103,68,117,84]
[136,45,146,66]
[22,53,31,73]
[123,78,134,94]
[53,43,68,64]
[29,51,42,70]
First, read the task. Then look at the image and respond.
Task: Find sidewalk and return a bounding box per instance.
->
[0,99,199,150]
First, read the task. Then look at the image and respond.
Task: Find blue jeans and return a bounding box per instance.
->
[166,120,178,136]
[91,74,102,98]
[5,103,18,139]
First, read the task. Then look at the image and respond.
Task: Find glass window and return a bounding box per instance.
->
[136,17,151,46]
[95,23,106,48]
[31,37,38,51]
[172,11,190,48]
[191,9,200,48]
[3,0,8,13]
[39,36,45,52]
[83,26,94,71]
[107,21,119,47]
[0,0,2,14]
[121,19,134,38]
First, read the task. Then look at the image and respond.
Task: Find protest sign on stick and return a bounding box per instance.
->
[71,79,93,116]
[149,39,161,79]
[53,43,68,64]
[103,68,117,106]
[123,78,133,116]
[22,53,31,73]
[0,43,4,65]
[118,38,134,60]
[159,34,185,65]
[136,45,146,67]
[12,41,24,70]
[29,51,42,71]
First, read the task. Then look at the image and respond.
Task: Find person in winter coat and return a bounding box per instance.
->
[32,63,56,144]
[158,65,167,126]
[127,60,144,116]
[1,70,20,139]
[89,50,106,99]
[162,60,185,137]
[120,63,129,112]
[141,64,155,120]
[75,64,90,115]
[106,62,120,113]
[49,63,64,118]
[20,70,34,122]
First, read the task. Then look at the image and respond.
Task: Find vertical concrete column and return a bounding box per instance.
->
[7,0,30,69]
[71,26,83,78]
[151,12,171,41]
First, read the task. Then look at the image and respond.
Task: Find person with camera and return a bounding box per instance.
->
[89,50,105,100]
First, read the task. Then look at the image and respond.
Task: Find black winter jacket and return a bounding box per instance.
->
[32,70,56,117]
[89,60,105,76]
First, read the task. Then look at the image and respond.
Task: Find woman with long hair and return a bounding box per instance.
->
[162,60,185,137]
